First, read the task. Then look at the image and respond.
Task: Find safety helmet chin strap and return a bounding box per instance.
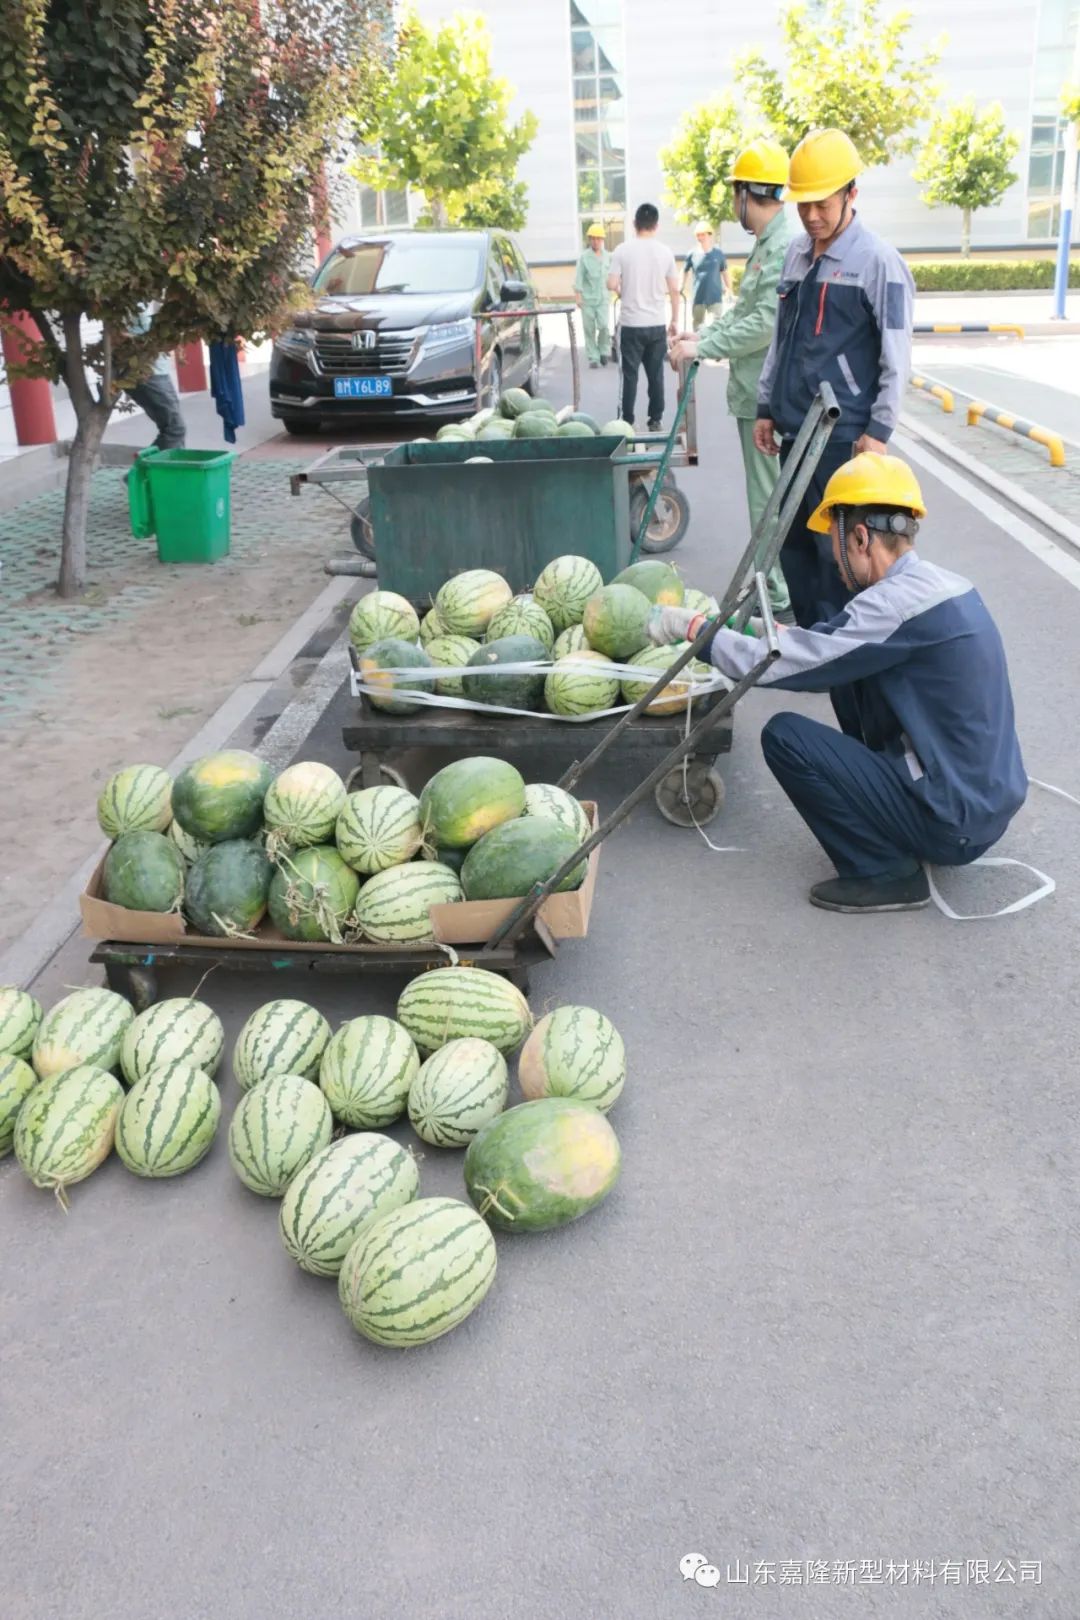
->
[836,507,864,593]
[736,182,784,234]
[836,507,918,592]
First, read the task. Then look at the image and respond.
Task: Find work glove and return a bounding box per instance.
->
[646,605,700,646]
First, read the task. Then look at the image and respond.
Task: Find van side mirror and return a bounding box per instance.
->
[500,279,529,303]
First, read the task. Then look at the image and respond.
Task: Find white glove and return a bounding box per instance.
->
[646,604,700,646]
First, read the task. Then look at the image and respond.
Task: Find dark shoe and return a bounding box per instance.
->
[588,360,599,369]
[809,868,931,913]
[647,418,662,432]
[600,354,609,366]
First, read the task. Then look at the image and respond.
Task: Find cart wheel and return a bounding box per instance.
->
[345,760,409,793]
[630,481,691,555]
[350,499,376,561]
[654,761,725,827]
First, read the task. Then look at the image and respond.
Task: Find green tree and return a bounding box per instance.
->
[350,9,537,229]
[912,99,1021,256]
[736,0,944,170]
[1062,84,1080,129]
[659,96,747,228]
[0,0,387,598]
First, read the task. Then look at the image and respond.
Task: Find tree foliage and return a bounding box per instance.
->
[1063,84,1080,130]
[913,99,1020,254]
[735,0,944,169]
[659,96,747,228]
[350,8,537,229]
[0,0,387,596]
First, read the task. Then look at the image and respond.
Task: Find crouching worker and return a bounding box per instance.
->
[648,452,1027,913]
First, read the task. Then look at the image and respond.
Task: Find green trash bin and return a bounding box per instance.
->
[141,448,237,563]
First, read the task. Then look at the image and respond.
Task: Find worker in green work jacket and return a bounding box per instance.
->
[574,222,612,368]
[669,139,794,622]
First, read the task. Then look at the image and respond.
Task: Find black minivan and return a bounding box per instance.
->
[269,229,541,432]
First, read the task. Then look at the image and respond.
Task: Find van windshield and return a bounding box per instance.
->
[313,241,482,297]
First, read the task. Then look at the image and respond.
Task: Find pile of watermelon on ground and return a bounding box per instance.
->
[0,968,626,1347]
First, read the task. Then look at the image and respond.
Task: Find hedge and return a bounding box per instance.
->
[907,259,1080,292]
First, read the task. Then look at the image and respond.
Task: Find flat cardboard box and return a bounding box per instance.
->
[80,803,600,951]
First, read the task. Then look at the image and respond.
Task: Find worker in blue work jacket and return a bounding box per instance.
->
[753,130,914,649]
[648,453,1027,915]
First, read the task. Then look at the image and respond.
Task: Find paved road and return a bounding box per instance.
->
[912,335,1080,445]
[6,347,1078,1619]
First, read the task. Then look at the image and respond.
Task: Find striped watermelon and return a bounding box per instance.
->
[268,846,360,943]
[228,1073,333,1196]
[621,642,713,715]
[418,756,526,849]
[354,863,463,944]
[424,634,481,698]
[119,998,224,1086]
[279,1133,419,1276]
[533,555,603,632]
[32,988,135,1081]
[682,587,720,616]
[319,1015,419,1128]
[167,817,209,866]
[115,1063,221,1177]
[14,1064,124,1194]
[102,830,185,913]
[0,986,43,1060]
[233,999,331,1092]
[0,1054,37,1156]
[463,1098,621,1231]
[172,750,271,844]
[518,1006,626,1112]
[348,590,420,653]
[358,638,433,716]
[611,560,685,605]
[419,606,447,646]
[185,839,273,936]
[551,623,590,659]
[408,1038,508,1147]
[485,597,556,652]
[582,584,652,659]
[262,762,347,857]
[97,764,173,839]
[335,786,423,874]
[435,570,513,637]
[522,783,591,842]
[338,1196,497,1347]
[397,967,532,1055]
[544,650,620,716]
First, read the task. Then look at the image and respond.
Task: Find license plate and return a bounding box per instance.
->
[334,375,392,399]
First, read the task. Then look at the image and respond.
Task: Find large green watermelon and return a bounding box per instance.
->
[522,783,591,842]
[15,1064,124,1195]
[407,1038,508,1147]
[583,584,652,659]
[319,1014,419,1128]
[532,555,603,632]
[418,757,526,848]
[611,560,685,605]
[120,997,224,1085]
[268,846,359,943]
[424,634,482,699]
[461,818,586,900]
[461,634,549,711]
[353,862,463,944]
[232,999,331,1092]
[115,1063,221,1178]
[228,1072,333,1196]
[620,642,713,714]
[499,386,533,418]
[102,830,185,913]
[280,1133,419,1276]
[0,987,42,1061]
[0,1055,37,1156]
[518,1006,626,1112]
[32,988,134,1081]
[335,786,424,873]
[262,762,347,857]
[555,420,595,438]
[397,966,532,1055]
[171,751,271,844]
[185,839,273,937]
[514,412,558,439]
[338,1196,497,1346]
[485,597,555,652]
[436,570,513,637]
[357,638,433,716]
[348,591,420,653]
[544,650,620,716]
[96,764,173,839]
[463,1097,621,1231]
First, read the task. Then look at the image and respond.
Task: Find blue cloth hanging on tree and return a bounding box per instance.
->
[209,339,245,444]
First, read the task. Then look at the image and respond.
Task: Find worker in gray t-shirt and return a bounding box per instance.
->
[607,203,680,431]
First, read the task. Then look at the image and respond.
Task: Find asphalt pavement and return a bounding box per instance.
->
[912,335,1080,445]
[5,343,1079,1619]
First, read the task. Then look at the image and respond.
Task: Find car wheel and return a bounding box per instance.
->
[350,498,376,561]
[279,416,323,436]
[485,351,503,411]
[524,325,542,395]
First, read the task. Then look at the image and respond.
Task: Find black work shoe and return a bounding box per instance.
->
[588,359,599,369]
[600,355,609,366]
[809,868,931,913]
[647,418,662,432]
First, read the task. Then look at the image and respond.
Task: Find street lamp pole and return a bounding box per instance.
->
[1052,10,1080,320]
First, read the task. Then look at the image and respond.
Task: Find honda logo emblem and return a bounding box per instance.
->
[351,329,377,351]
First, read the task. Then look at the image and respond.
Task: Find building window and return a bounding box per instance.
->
[1026,0,1080,237]
[358,186,411,229]
[570,0,626,249]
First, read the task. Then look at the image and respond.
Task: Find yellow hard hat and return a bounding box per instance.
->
[727,137,790,188]
[807,453,927,533]
[785,128,863,202]
[586,221,606,239]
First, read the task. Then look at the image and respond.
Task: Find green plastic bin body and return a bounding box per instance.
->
[366,437,633,600]
[142,448,237,563]
[127,449,156,539]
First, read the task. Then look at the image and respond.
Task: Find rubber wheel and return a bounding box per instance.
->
[345,761,408,793]
[350,497,376,560]
[630,480,691,555]
[280,416,323,436]
[654,761,725,827]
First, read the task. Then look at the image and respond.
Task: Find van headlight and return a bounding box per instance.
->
[423,319,474,353]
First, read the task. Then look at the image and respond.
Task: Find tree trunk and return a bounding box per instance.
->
[961,207,972,258]
[58,404,109,598]
[429,196,449,227]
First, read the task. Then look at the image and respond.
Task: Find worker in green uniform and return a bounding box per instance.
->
[669,139,794,621]
[574,221,612,368]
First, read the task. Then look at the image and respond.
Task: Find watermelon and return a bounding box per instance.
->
[522,783,591,842]
[354,863,462,944]
[418,757,526,849]
[263,762,347,858]
[532,555,603,632]
[280,1133,419,1276]
[435,421,474,441]
[338,1196,497,1347]
[14,1064,124,1194]
[476,421,515,441]
[463,1097,621,1231]
[468,407,496,430]
[544,650,620,716]
[268,846,360,943]
[233,999,331,1092]
[396,967,532,1055]
[499,386,533,418]
[461,635,549,711]
[120,997,224,1086]
[611,560,685,605]
[319,1015,419,1128]
[171,750,271,844]
[357,638,433,716]
[683,587,720,616]
[555,420,594,438]
[167,818,208,866]
[435,570,513,637]
[228,1073,333,1196]
[32,987,134,1082]
[518,1006,626,1112]
[0,987,43,1060]
[564,411,601,433]
[601,418,634,437]
[551,623,590,659]
[115,1063,221,1178]
[462,818,585,900]
[522,396,555,416]
[96,764,173,839]
[485,597,555,652]
[514,412,558,439]
[102,830,185,913]
[424,634,481,698]
[185,839,273,937]
[421,844,467,875]
[348,590,420,652]
[582,584,652,659]
[336,786,423,874]
[419,606,447,645]
[408,1038,508,1147]
[621,642,713,714]
[0,1055,37,1156]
